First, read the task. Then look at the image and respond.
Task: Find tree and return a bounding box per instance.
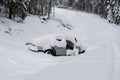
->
[48,0,52,19]
[68,0,75,7]
[0,0,53,20]
[57,0,120,25]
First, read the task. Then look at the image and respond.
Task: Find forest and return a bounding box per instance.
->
[0,0,53,20]
[0,0,120,25]
[58,0,120,25]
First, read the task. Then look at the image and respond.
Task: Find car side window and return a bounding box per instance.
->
[66,40,74,50]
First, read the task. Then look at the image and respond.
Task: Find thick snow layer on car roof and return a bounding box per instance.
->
[30,34,71,50]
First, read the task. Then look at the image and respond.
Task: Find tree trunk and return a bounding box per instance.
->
[9,7,12,19]
[48,0,51,19]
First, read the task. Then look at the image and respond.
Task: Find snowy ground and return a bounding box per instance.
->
[0,8,120,80]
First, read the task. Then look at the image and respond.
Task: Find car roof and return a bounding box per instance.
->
[30,34,77,49]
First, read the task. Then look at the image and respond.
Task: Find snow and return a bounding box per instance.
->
[30,34,67,49]
[0,7,120,80]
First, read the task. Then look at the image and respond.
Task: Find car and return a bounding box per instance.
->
[26,34,85,56]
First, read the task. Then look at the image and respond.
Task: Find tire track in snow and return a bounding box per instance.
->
[98,44,115,80]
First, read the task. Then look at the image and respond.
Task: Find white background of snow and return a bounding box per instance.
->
[0,7,120,80]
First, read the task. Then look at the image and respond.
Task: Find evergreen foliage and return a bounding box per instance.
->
[57,0,120,25]
[0,0,53,20]
[0,0,120,25]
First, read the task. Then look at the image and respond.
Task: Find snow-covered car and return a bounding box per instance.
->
[26,34,85,56]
